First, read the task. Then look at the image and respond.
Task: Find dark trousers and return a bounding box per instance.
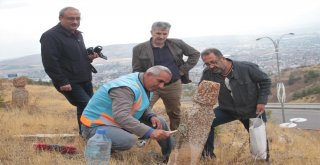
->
[55,82,93,134]
[150,80,182,130]
[202,107,270,160]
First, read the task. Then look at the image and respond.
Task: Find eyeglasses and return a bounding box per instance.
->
[64,17,81,21]
[203,59,220,67]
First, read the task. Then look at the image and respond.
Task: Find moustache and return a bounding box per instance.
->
[71,23,79,26]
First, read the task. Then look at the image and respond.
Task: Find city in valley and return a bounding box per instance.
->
[0,33,319,86]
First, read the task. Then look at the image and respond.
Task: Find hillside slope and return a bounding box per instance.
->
[269,64,320,103]
[0,79,319,164]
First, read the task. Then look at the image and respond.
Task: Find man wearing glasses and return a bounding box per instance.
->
[200,48,271,162]
[40,7,98,135]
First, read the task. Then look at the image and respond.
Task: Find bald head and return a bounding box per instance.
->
[143,65,172,91]
[146,65,172,77]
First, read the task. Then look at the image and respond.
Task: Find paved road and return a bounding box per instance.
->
[181,100,320,129]
[266,103,320,130]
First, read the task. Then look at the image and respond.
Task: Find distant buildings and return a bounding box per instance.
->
[1,33,319,86]
[7,73,18,79]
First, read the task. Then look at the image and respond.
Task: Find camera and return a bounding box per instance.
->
[87,45,108,60]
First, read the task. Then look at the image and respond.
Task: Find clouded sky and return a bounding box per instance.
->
[0,0,320,60]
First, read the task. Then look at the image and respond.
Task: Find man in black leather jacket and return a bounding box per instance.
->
[200,48,271,161]
[40,7,98,135]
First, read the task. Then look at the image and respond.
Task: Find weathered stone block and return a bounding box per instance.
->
[168,80,220,165]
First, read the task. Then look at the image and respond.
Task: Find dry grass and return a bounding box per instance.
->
[0,79,319,165]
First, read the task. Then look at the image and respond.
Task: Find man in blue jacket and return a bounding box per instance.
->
[200,48,271,161]
[81,65,174,163]
[40,7,97,135]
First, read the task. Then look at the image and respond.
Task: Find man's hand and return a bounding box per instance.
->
[150,116,162,129]
[60,84,72,91]
[150,129,171,140]
[256,104,266,116]
[88,52,98,60]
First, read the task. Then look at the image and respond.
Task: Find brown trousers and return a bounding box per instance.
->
[150,79,182,130]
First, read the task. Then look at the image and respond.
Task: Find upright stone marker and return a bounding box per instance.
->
[12,77,29,108]
[168,80,220,165]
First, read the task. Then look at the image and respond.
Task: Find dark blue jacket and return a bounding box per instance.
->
[200,59,271,119]
[40,23,92,86]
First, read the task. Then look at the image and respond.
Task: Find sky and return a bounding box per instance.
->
[0,0,320,60]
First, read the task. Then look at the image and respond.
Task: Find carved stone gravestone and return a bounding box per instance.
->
[12,77,29,108]
[168,80,220,165]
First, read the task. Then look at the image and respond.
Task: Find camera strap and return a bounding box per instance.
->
[90,64,97,73]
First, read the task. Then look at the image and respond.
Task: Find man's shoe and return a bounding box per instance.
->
[163,156,169,164]
[254,158,271,165]
[200,152,216,160]
[136,139,147,148]
[265,158,271,164]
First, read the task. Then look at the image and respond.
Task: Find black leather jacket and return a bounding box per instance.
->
[200,59,271,119]
[40,23,92,86]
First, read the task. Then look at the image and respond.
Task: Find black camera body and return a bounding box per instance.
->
[87,45,108,60]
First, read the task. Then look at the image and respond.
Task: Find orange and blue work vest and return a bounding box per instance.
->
[80,73,152,127]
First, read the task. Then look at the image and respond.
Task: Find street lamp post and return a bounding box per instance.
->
[256,33,294,123]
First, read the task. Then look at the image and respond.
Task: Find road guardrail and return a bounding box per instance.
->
[266,103,320,110]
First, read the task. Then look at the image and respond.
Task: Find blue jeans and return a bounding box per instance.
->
[55,82,93,134]
[81,117,173,160]
[202,107,269,160]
